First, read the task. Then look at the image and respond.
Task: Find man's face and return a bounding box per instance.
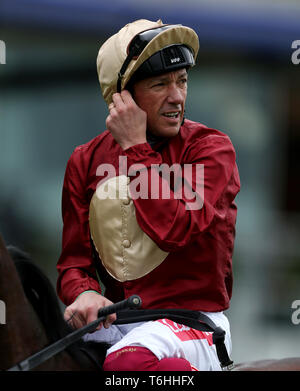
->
[132,68,188,138]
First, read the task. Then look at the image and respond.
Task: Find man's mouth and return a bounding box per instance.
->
[162,111,180,118]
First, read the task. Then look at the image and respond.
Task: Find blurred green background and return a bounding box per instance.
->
[1,0,300,364]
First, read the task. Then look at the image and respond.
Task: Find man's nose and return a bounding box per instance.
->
[167,83,184,105]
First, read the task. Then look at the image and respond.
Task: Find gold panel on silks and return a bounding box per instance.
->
[89,175,169,282]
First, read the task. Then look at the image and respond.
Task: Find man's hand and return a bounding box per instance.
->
[106,90,147,150]
[64,291,116,331]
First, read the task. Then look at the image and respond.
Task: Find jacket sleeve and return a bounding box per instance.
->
[56,149,101,306]
[122,135,240,252]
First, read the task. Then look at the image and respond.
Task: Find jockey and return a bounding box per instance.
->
[56,19,240,371]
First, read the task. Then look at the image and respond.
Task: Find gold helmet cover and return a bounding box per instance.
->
[96,19,199,105]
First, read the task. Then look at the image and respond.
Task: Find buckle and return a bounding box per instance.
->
[221,362,235,371]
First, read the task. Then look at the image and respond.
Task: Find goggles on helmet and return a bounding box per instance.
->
[117,25,195,92]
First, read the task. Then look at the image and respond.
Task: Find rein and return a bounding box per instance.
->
[7,295,233,371]
[7,295,142,371]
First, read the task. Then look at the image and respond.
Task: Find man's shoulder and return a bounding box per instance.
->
[73,130,110,155]
[180,119,237,168]
[66,130,112,170]
[181,119,231,142]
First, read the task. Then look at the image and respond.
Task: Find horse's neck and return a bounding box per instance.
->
[0,236,84,370]
[0,235,49,370]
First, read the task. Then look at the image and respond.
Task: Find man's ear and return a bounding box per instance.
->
[123,88,134,98]
[123,79,135,100]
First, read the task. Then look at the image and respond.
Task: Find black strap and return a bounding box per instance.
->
[114,308,234,369]
[116,40,148,93]
[213,327,234,369]
[117,49,135,92]
[115,309,214,330]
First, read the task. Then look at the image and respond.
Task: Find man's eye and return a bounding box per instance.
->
[152,82,164,87]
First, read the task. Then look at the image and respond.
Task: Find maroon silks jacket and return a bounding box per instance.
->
[56,119,240,311]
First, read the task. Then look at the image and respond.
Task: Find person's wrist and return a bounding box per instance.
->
[75,290,101,301]
[121,140,147,150]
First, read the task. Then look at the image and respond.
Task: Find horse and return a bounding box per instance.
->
[1,232,300,371]
[0,233,109,371]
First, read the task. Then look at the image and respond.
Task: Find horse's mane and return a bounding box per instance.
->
[7,245,110,370]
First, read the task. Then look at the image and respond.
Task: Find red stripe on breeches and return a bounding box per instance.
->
[103,346,192,371]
